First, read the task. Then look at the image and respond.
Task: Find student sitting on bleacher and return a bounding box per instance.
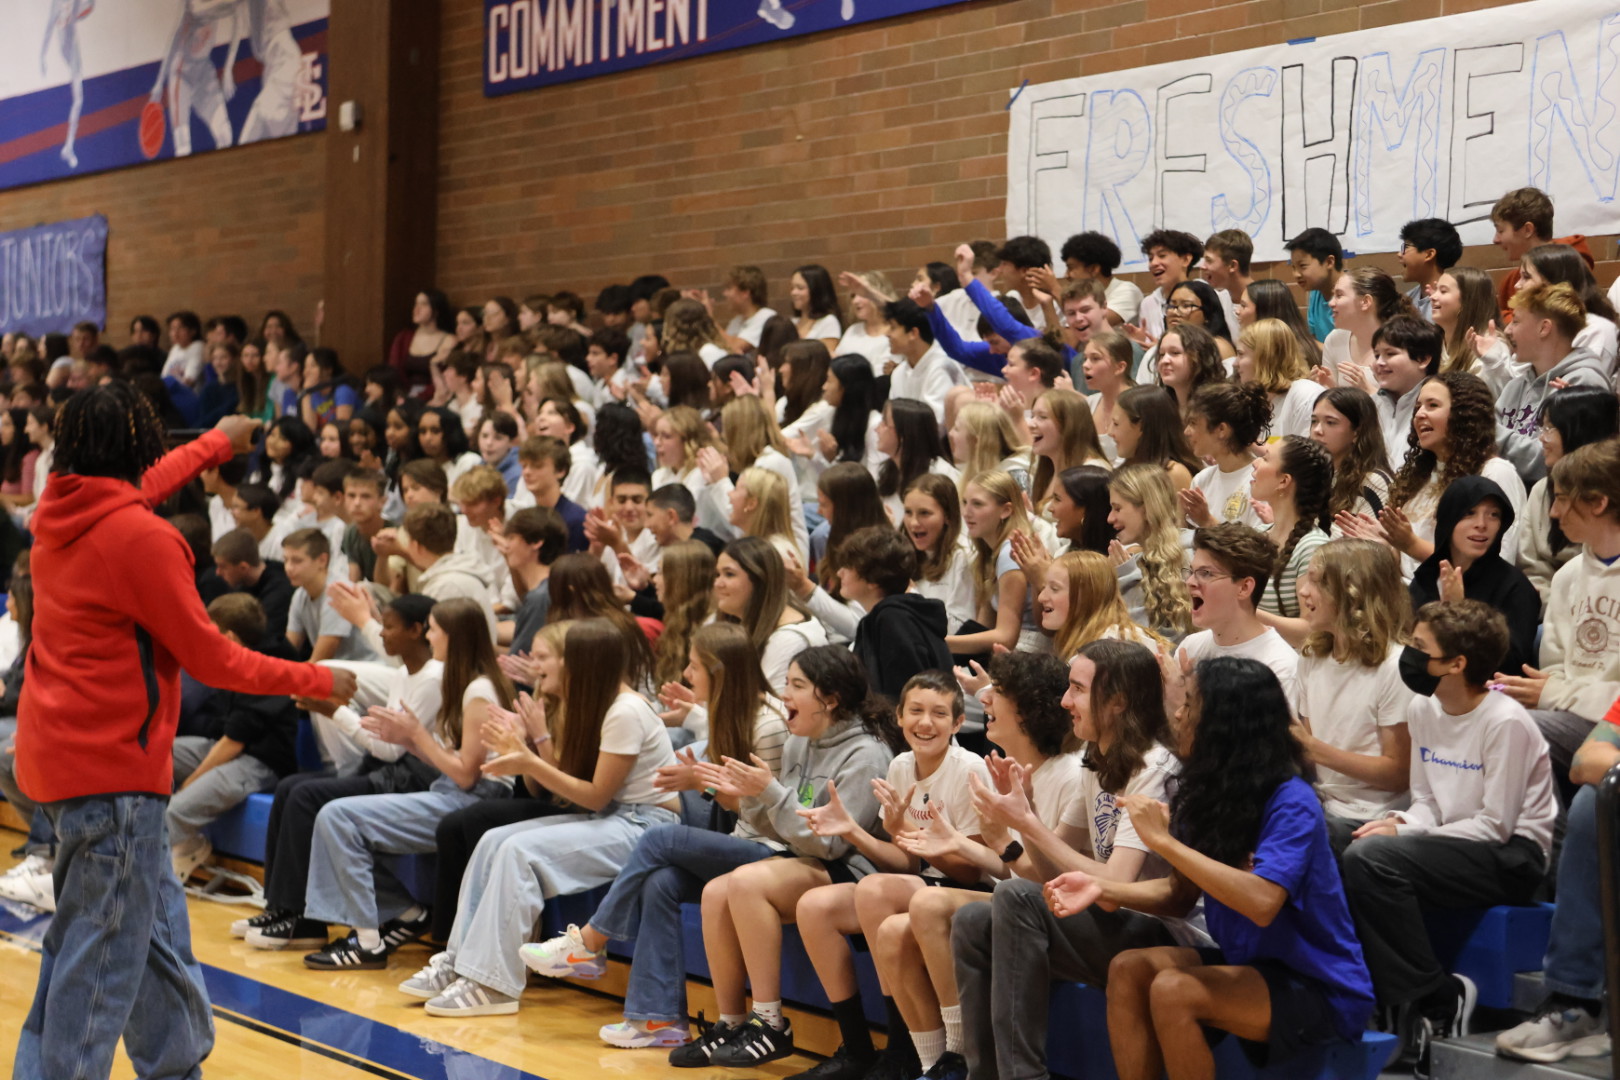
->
[1342,599,1556,1073]
[1495,691,1620,1063]
[169,594,303,881]
[1050,656,1374,1079]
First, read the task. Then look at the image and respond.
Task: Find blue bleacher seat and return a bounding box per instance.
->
[1424,904,1554,1010]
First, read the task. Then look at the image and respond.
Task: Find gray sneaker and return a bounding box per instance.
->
[399,952,457,1001]
[1496,1001,1610,1063]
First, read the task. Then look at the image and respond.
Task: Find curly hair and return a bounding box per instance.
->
[1388,372,1497,510]
[1170,657,1312,868]
[1079,639,1170,793]
[592,402,648,478]
[1110,464,1192,635]
[985,650,1071,758]
[1316,387,1392,517]
[1300,539,1411,666]
[792,645,906,752]
[1266,436,1333,614]
[1186,381,1272,452]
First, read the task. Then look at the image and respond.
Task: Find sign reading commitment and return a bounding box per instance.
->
[483,0,975,95]
[1005,0,1620,264]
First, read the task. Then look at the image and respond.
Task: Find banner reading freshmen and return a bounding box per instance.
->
[1005,0,1620,266]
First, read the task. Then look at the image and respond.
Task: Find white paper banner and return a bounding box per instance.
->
[1006,0,1620,268]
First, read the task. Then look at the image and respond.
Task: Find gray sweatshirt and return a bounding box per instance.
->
[1496,346,1609,486]
[738,716,895,877]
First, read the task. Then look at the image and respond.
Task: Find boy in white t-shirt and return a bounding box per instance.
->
[1177,523,1300,706]
[722,265,777,350]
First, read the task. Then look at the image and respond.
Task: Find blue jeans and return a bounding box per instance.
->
[589,824,777,1022]
[1545,784,1604,998]
[14,795,214,1080]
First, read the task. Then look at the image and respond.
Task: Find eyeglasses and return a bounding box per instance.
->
[1183,568,1231,584]
[1167,301,1203,313]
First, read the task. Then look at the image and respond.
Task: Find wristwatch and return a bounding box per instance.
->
[999,839,1024,864]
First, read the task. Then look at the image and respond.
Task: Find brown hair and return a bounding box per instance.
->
[1510,281,1589,342]
[1300,539,1411,666]
[1192,523,1275,610]
[690,622,772,766]
[555,618,630,782]
[451,463,509,504]
[1490,187,1554,239]
[728,265,769,307]
[207,592,267,645]
[402,502,457,555]
[1415,598,1510,686]
[903,473,964,584]
[548,553,653,687]
[433,597,515,748]
[1078,639,1170,792]
[1551,437,1620,522]
[654,540,718,688]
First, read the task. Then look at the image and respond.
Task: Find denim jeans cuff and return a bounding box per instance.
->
[1542,973,1606,1002]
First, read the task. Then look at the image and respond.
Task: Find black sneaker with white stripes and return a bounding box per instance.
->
[710,1014,795,1066]
[380,909,432,950]
[302,934,389,971]
[230,908,288,939]
[668,1016,740,1068]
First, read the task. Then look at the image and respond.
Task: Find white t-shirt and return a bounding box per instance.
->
[1072,742,1179,864]
[1190,461,1260,529]
[726,308,778,347]
[1269,379,1324,441]
[802,314,842,341]
[698,342,729,369]
[1028,751,1087,834]
[836,322,894,375]
[598,690,678,806]
[912,538,978,633]
[1105,277,1144,324]
[1178,626,1299,711]
[888,342,968,425]
[761,617,831,694]
[1297,645,1414,821]
[936,289,984,344]
[162,341,206,385]
[888,744,991,877]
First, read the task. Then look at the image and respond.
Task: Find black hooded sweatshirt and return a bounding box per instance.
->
[1409,475,1541,679]
[853,592,954,702]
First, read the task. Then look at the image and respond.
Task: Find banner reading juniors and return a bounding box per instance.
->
[483,0,974,96]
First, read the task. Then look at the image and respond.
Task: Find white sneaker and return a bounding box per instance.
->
[0,869,55,913]
[2,854,48,881]
[599,1018,690,1048]
[519,924,607,979]
[171,838,212,881]
[1496,1001,1611,1062]
[399,952,458,1000]
[424,977,519,1017]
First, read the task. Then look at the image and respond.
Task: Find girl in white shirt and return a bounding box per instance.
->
[950,402,1031,497]
[1431,268,1519,395]
[1237,319,1321,439]
[775,341,835,506]
[946,470,1042,656]
[700,396,808,560]
[1521,244,1619,369]
[724,466,802,566]
[1322,266,1419,390]
[905,474,977,635]
[406,617,680,1017]
[1081,330,1134,460]
[1179,381,1271,532]
[650,405,719,499]
[1293,539,1414,850]
[530,397,601,508]
[790,265,845,351]
[877,398,960,524]
[714,536,829,693]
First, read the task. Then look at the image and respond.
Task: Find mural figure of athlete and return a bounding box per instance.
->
[41,0,94,169]
[151,0,241,157]
[203,0,300,143]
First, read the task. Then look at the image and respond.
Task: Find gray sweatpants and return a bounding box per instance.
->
[953,876,1176,1080]
[168,735,279,851]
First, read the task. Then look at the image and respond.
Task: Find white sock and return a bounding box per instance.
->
[941,1005,963,1054]
[753,999,784,1030]
[397,904,426,923]
[720,1013,747,1027]
[356,928,382,951]
[914,1028,946,1072]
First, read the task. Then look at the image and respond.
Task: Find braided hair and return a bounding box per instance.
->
[53,383,169,485]
[1268,436,1333,613]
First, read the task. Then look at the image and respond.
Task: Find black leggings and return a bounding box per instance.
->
[430,792,569,942]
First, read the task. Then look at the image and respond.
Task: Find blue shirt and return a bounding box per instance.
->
[1307,291,1334,343]
[1201,776,1374,1042]
[305,383,360,427]
[493,446,523,497]
[553,494,588,553]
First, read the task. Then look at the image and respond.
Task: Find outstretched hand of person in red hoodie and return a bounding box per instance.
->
[215,414,264,455]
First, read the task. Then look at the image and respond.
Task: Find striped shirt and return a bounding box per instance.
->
[1260,526,1329,619]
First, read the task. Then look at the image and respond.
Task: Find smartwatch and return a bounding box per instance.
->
[999,839,1024,864]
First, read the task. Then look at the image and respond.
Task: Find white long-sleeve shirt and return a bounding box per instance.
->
[1392,690,1556,861]
[319,659,444,771]
[888,342,967,426]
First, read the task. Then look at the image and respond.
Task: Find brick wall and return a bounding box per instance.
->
[434,0,1617,313]
[0,134,326,341]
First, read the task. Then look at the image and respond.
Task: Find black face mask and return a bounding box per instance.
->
[1399,645,1443,697]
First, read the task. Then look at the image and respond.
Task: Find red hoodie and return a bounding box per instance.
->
[15,431,335,802]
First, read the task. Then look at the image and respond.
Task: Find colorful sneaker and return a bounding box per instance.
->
[0,867,55,913]
[599,1019,691,1048]
[399,952,457,1000]
[520,924,607,979]
[230,908,288,939]
[380,909,432,951]
[247,915,329,950]
[424,977,519,1017]
[710,1014,796,1066]
[171,838,213,882]
[303,934,389,971]
[1496,998,1610,1062]
[669,1017,741,1068]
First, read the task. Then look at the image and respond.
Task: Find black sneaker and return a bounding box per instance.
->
[380,909,431,950]
[246,914,329,950]
[230,908,289,938]
[789,1043,876,1080]
[302,933,389,971]
[922,1051,967,1080]
[862,1049,920,1080]
[711,1014,796,1066]
[669,1016,740,1068]
[1413,974,1477,1080]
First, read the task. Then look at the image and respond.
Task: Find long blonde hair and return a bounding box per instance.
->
[1109,464,1192,635]
[965,470,1033,606]
[658,405,716,476]
[1238,319,1308,393]
[1030,388,1105,510]
[654,540,716,688]
[1300,539,1411,666]
[954,402,1028,488]
[1049,551,1165,658]
[734,466,795,549]
[720,395,789,473]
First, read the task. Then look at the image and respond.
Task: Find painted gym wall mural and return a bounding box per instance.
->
[0,0,330,192]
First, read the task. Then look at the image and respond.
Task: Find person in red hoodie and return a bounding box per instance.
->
[12,382,356,1080]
